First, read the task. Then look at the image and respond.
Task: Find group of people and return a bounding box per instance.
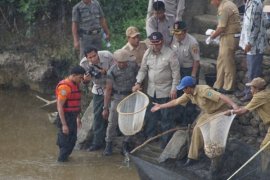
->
[55,0,270,176]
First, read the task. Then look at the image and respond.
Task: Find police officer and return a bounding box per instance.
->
[227,77,270,179]
[133,32,180,149]
[55,66,86,162]
[146,1,175,46]
[122,26,148,67]
[102,49,139,156]
[210,0,241,94]
[80,47,114,151]
[147,0,185,21]
[72,0,110,59]
[171,21,201,125]
[151,76,238,166]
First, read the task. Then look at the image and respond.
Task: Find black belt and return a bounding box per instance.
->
[80,29,101,35]
[112,90,132,95]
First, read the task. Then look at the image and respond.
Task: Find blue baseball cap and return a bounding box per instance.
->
[176,76,195,91]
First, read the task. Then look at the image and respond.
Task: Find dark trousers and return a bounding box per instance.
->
[143,96,175,144]
[92,94,107,146]
[56,112,78,161]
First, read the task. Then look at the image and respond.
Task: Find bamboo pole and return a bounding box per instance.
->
[227,140,270,180]
[130,127,188,154]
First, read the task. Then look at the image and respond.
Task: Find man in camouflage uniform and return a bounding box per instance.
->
[72,0,110,59]
[102,49,139,156]
[210,0,241,94]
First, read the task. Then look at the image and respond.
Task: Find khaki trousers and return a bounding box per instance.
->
[213,35,238,91]
[188,108,228,160]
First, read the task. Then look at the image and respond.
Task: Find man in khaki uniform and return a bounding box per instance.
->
[210,0,241,94]
[151,76,238,165]
[228,77,270,178]
[133,32,180,148]
[122,26,148,67]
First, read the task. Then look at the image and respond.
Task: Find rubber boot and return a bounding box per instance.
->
[103,142,112,156]
[121,141,129,156]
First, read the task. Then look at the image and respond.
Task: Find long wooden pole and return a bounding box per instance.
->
[130,127,188,154]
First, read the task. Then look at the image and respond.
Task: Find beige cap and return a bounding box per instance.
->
[263,5,270,12]
[126,26,140,38]
[246,77,266,89]
[113,49,130,62]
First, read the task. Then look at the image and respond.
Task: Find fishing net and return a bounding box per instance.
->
[199,112,236,159]
[117,91,149,136]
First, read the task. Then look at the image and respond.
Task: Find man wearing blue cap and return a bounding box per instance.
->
[151,76,238,166]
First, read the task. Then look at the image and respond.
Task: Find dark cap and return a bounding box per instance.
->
[70,66,86,75]
[172,21,187,34]
[153,1,165,11]
[148,32,163,44]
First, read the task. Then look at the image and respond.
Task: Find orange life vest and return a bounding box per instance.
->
[56,79,81,112]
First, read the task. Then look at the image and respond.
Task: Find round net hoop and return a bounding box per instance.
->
[116,91,149,136]
[199,112,236,159]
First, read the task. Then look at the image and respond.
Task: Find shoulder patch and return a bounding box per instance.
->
[207,91,212,97]
[192,45,199,54]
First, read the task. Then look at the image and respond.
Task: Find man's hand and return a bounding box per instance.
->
[244,44,252,53]
[102,109,109,120]
[74,39,80,50]
[77,117,82,129]
[62,124,69,135]
[170,90,177,99]
[100,68,107,75]
[151,102,161,112]
[132,84,142,92]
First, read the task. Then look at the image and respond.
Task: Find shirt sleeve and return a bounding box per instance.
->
[245,95,265,112]
[136,50,150,83]
[176,0,185,21]
[174,93,190,106]
[57,85,71,101]
[72,5,79,22]
[169,52,180,91]
[217,7,230,28]
[190,42,200,61]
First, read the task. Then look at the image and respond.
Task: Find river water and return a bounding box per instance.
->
[0,89,139,180]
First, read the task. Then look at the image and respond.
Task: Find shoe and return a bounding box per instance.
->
[57,157,68,162]
[121,141,129,156]
[240,94,252,102]
[183,158,198,167]
[103,142,112,156]
[234,91,245,98]
[87,144,102,152]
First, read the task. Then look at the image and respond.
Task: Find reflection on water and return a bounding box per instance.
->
[0,89,139,180]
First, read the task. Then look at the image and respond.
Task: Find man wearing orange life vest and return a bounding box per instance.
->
[55,66,86,162]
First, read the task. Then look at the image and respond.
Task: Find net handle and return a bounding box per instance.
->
[116,91,149,115]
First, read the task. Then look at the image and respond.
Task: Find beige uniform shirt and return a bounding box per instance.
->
[173,85,228,114]
[122,41,148,66]
[147,0,185,21]
[217,0,241,35]
[245,90,270,125]
[136,45,180,98]
[171,34,200,68]
[146,13,175,46]
[80,50,114,95]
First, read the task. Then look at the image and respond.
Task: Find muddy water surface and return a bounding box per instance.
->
[0,89,139,180]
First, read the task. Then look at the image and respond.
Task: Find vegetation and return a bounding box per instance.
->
[0,0,148,51]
